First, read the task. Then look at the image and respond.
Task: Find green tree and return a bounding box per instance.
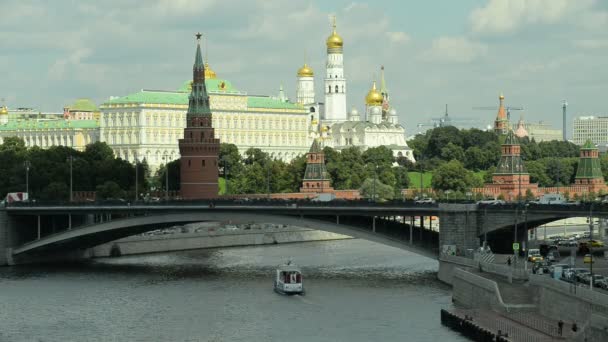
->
[431,160,481,192]
[359,178,394,201]
[440,142,465,161]
[96,181,125,199]
[40,182,69,201]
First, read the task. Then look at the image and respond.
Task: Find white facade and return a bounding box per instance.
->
[323,51,347,123]
[573,116,608,146]
[100,79,312,172]
[296,74,315,106]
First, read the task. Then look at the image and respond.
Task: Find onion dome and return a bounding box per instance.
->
[365,81,383,106]
[326,17,343,51]
[349,107,359,116]
[388,108,397,116]
[297,63,314,77]
[204,62,217,79]
[370,106,382,115]
[0,106,8,115]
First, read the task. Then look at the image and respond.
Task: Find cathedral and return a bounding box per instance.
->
[295,17,415,163]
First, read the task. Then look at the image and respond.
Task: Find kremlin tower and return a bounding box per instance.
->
[494,94,508,135]
[178,33,220,199]
[323,16,347,124]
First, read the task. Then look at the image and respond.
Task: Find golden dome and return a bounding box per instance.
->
[326,17,343,51]
[326,31,343,50]
[365,81,383,106]
[0,106,8,115]
[204,62,217,79]
[499,93,505,101]
[297,63,314,77]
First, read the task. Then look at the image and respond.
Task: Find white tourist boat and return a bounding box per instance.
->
[274,261,304,295]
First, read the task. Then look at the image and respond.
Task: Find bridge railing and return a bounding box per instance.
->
[3,198,441,209]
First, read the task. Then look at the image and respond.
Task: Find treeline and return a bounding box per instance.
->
[0,138,148,200]
[158,143,410,200]
[408,126,601,191]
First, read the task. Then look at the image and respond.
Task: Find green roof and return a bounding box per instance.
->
[575,158,603,179]
[68,98,98,112]
[0,119,99,131]
[247,96,303,110]
[178,79,238,93]
[503,130,518,145]
[581,139,597,150]
[105,91,188,106]
[309,139,321,153]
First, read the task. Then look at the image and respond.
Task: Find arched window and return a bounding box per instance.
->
[335,85,339,93]
[328,86,331,93]
[342,85,344,92]
[310,107,315,113]
[188,159,191,167]
[202,159,206,167]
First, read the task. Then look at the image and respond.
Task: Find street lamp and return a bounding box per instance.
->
[267,164,271,198]
[589,203,594,290]
[222,157,229,195]
[162,154,169,201]
[67,155,74,202]
[445,190,452,202]
[466,191,472,202]
[134,156,139,202]
[373,163,378,202]
[24,160,31,195]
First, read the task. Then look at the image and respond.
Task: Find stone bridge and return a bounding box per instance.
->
[1,201,606,266]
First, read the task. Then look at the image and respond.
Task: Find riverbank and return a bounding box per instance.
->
[438,255,608,341]
[88,222,352,258]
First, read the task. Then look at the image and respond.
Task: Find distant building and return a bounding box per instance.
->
[512,120,562,142]
[0,101,99,151]
[572,116,608,146]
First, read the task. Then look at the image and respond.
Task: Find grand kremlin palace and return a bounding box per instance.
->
[0,99,99,151]
[100,65,312,171]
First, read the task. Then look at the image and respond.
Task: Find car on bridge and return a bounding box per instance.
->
[476,199,506,205]
[415,198,436,204]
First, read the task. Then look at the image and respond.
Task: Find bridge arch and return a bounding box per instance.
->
[12,212,437,261]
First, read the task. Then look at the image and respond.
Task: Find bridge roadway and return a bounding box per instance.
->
[2,200,608,265]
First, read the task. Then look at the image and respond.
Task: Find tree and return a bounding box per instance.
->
[393,167,410,190]
[525,160,551,186]
[359,178,394,201]
[0,137,26,153]
[431,160,481,192]
[96,181,125,199]
[440,142,465,162]
[40,182,69,201]
[83,142,114,162]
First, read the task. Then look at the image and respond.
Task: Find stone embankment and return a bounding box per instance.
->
[88,223,351,258]
[439,254,608,341]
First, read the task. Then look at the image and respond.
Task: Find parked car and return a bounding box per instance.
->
[583,254,595,264]
[573,268,591,282]
[415,198,436,204]
[588,239,605,248]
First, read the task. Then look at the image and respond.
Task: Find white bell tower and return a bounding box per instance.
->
[323,16,347,124]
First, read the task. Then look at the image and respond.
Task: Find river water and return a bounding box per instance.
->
[0,239,465,342]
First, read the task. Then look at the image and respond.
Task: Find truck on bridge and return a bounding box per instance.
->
[1,192,28,206]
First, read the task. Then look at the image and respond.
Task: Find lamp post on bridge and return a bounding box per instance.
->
[589,203,595,290]
[373,163,378,202]
[134,156,139,202]
[67,155,75,202]
[162,154,169,201]
[24,160,31,196]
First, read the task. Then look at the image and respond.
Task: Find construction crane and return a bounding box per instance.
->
[472,104,524,121]
[430,104,478,128]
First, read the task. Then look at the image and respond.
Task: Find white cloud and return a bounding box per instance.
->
[470,0,596,34]
[573,39,608,49]
[421,36,487,63]
[386,31,410,44]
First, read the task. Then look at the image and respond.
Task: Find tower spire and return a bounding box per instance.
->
[188,33,211,118]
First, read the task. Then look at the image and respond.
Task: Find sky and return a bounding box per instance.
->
[1,0,608,138]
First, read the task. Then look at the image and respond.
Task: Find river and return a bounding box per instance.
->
[0,239,465,342]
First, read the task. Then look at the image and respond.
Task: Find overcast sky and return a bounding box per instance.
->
[1,0,607,137]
